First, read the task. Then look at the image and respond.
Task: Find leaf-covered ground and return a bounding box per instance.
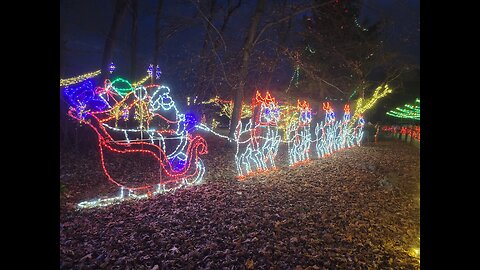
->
[60,139,420,269]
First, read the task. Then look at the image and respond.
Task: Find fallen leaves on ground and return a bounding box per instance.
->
[60,139,420,269]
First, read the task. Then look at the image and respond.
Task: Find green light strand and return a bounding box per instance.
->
[349,89,357,100]
[286,64,300,92]
[386,98,420,120]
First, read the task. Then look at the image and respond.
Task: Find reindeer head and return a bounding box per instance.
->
[343,104,351,123]
[298,100,312,125]
[254,91,280,125]
[323,102,335,124]
[357,114,365,127]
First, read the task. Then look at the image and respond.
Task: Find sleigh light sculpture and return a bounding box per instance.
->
[63,78,207,208]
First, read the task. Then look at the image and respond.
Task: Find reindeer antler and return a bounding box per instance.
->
[323,102,333,112]
[254,90,276,106]
[297,100,311,111]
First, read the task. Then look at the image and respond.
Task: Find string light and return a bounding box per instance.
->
[63,77,208,208]
[60,62,118,87]
[156,65,162,79]
[60,70,101,87]
[315,102,336,157]
[286,100,312,166]
[339,104,355,149]
[286,45,316,92]
[201,96,307,139]
[381,125,420,141]
[313,103,363,158]
[348,89,357,100]
[60,63,154,89]
[146,64,162,80]
[211,118,219,129]
[354,115,365,146]
[291,65,301,88]
[201,95,365,175]
[286,63,300,92]
[351,84,393,126]
[65,81,368,207]
[234,91,281,178]
[77,163,205,209]
[109,62,116,73]
[197,96,364,178]
[109,78,134,97]
[147,64,154,77]
[132,75,150,87]
[354,17,368,32]
[386,98,420,120]
[63,79,110,120]
[201,96,253,119]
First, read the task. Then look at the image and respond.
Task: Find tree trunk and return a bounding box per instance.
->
[153,0,164,85]
[228,0,266,139]
[100,0,130,85]
[130,0,138,81]
[266,0,290,89]
[197,0,217,99]
[196,0,243,101]
[60,23,71,149]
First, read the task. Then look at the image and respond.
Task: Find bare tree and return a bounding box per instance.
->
[196,0,217,98]
[130,0,139,81]
[288,0,418,102]
[265,0,292,89]
[228,0,266,139]
[153,0,164,84]
[100,0,130,84]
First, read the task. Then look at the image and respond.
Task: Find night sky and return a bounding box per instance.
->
[60,0,419,122]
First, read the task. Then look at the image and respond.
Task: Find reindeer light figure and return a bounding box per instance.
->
[286,100,312,166]
[340,104,355,149]
[353,114,365,146]
[234,91,281,177]
[314,119,327,158]
[323,102,339,154]
[315,102,343,158]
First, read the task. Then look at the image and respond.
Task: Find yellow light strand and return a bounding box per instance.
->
[351,84,392,125]
[132,75,150,87]
[279,104,300,139]
[61,71,149,88]
[60,70,101,87]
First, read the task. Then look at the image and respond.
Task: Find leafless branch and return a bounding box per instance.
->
[190,0,227,52]
[253,0,336,47]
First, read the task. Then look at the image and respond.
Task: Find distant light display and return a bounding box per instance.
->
[386,98,420,120]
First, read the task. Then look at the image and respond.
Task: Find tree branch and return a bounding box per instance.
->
[253,0,336,47]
